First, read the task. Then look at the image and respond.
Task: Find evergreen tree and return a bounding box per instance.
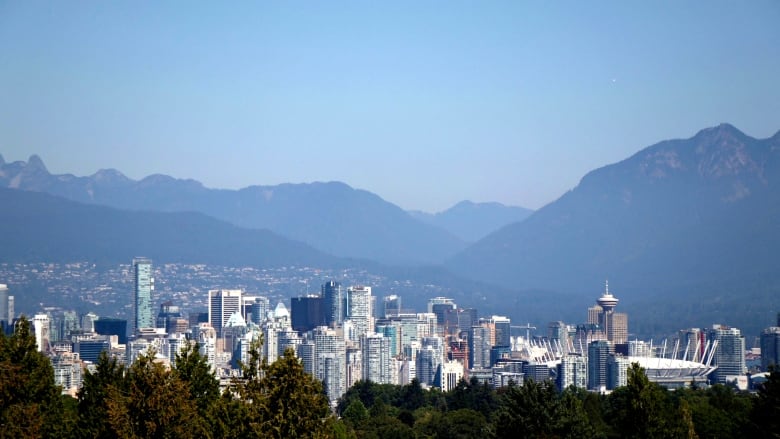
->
[105,351,208,438]
[0,316,68,439]
[173,341,221,422]
[752,366,780,438]
[77,350,127,439]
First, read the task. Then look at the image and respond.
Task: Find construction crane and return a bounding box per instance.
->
[511,323,537,342]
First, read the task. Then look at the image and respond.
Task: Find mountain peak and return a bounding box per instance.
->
[0,154,5,165]
[27,154,48,173]
[692,123,747,145]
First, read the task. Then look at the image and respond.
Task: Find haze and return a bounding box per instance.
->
[1,1,778,212]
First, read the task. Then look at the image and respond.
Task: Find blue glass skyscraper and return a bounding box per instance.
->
[133,257,154,334]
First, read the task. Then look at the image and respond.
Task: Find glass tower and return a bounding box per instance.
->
[133,258,154,334]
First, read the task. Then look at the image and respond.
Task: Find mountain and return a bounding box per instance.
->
[0,187,343,268]
[448,124,780,335]
[0,159,465,265]
[410,201,534,242]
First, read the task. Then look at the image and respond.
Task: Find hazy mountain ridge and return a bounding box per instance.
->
[449,124,780,297]
[0,186,344,268]
[409,200,534,242]
[0,158,465,265]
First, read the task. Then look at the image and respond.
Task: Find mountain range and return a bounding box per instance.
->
[448,123,780,335]
[3,123,780,337]
[0,155,530,265]
[409,201,533,242]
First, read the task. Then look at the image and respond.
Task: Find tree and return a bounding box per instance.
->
[173,341,220,418]
[250,348,332,438]
[105,351,208,438]
[0,316,68,438]
[77,350,127,439]
[752,366,780,438]
[608,362,680,439]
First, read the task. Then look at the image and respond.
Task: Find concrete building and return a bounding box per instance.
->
[709,324,747,384]
[208,289,243,338]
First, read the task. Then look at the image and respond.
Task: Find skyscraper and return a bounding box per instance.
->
[760,327,780,371]
[469,325,492,369]
[133,258,154,334]
[557,354,588,391]
[709,324,746,384]
[361,332,392,384]
[314,326,346,404]
[291,295,325,333]
[208,289,243,338]
[0,283,9,325]
[347,286,372,339]
[383,295,401,318]
[322,281,344,327]
[588,281,628,344]
[588,340,613,391]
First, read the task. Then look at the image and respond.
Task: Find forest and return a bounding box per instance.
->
[1,316,778,439]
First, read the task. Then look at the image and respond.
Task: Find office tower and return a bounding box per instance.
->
[291,296,325,332]
[314,326,346,404]
[492,316,511,347]
[383,295,401,318]
[490,345,511,366]
[81,312,99,333]
[557,354,588,391]
[362,332,392,384]
[457,308,478,334]
[242,296,270,324]
[469,325,492,369]
[94,318,128,345]
[322,281,345,326]
[59,311,80,342]
[298,340,316,375]
[208,289,243,338]
[74,335,111,363]
[375,323,398,357]
[627,340,653,358]
[523,361,551,382]
[760,327,780,371]
[607,355,630,389]
[437,360,464,392]
[132,258,154,334]
[156,301,183,334]
[428,297,456,336]
[588,340,613,391]
[708,324,747,384]
[0,283,8,324]
[417,336,444,385]
[587,281,628,344]
[348,286,372,339]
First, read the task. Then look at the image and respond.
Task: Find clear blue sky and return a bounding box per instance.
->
[1,2,778,212]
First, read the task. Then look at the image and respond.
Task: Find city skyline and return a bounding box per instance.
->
[2,2,779,211]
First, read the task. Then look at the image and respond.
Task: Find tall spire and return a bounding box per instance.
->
[605,279,609,295]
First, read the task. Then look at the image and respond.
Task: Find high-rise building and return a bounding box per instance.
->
[362,332,392,384]
[383,295,402,318]
[208,289,243,338]
[587,281,628,344]
[678,328,705,362]
[469,325,492,369]
[428,297,457,336]
[291,296,325,333]
[0,283,9,325]
[709,324,746,384]
[322,281,345,327]
[33,313,51,353]
[760,327,780,371]
[94,318,128,345]
[492,316,512,347]
[132,258,154,334]
[348,286,372,339]
[437,360,464,392]
[557,354,588,391]
[588,340,613,391]
[313,326,346,404]
[156,301,182,334]
[417,336,444,385]
[607,354,630,390]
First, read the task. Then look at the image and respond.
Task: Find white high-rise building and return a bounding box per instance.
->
[32,313,51,352]
[557,354,588,391]
[438,360,464,392]
[347,286,372,340]
[0,283,9,324]
[361,332,392,384]
[197,323,217,372]
[208,289,243,338]
[314,326,346,404]
[709,324,747,384]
